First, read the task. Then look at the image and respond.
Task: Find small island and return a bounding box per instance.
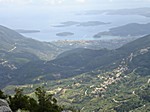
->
[53,21,110,27]
[53,21,79,27]
[56,32,74,37]
[78,21,110,27]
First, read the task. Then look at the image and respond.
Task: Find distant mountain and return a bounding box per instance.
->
[106,7,150,17]
[83,7,150,17]
[94,23,150,38]
[15,29,40,34]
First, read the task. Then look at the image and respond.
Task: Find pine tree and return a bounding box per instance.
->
[35,87,62,112]
[0,89,7,99]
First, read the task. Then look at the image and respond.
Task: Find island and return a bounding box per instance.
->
[94,23,150,38]
[56,32,74,37]
[53,21,79,27]
[78,21,110,27]
[53,21,110,27]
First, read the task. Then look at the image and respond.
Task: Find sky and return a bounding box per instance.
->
[0,0,149,26]
[0,0,149,13]
[0,0,150,7]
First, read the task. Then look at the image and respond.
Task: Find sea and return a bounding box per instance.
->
[0,3,150,42]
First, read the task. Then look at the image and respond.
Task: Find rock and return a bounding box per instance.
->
[0,106,12,112]
[62,110,73,112]
[0,99,12,112]
[0,99,9,107]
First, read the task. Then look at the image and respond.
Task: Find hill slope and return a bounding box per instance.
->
[3,35,150,88]
[3,34,150,112]
[0,25,64,88]
[0,25,63,62]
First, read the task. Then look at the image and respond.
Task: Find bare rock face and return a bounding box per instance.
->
[0,99,12,112]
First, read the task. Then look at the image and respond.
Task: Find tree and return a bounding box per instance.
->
[8,87,63,112]
[0,89,7,99]
[9,88,32,112]
[35,87,62,112]
[27,97,38,112]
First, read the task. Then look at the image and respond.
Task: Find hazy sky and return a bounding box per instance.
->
[0,0,150,7]
[0,0,149,4]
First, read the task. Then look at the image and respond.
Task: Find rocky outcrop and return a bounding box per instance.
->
[0,99,12,112]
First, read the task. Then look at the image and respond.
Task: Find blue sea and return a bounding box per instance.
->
[0,4,150,42]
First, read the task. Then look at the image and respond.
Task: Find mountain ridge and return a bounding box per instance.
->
[4,35,150,88]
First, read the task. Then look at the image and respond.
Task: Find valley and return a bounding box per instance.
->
[0,25,135,88]
[0,25,149,111]
[0,5,150,112]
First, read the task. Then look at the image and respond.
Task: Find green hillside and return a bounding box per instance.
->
[3,35,150,88]
[0,25,62,61]
[0,25,150,112]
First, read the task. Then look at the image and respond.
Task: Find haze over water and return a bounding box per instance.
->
[0,0,150,41]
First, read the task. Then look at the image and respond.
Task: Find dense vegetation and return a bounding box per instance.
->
[2,71,150,112]
[0,87,66,112]
[0,25,150,111]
